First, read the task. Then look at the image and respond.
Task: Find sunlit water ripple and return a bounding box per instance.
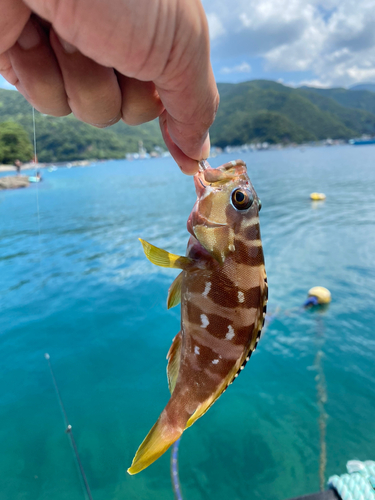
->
[0,145,374,500]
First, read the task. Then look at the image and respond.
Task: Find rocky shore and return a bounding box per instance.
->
[0,176,30,190]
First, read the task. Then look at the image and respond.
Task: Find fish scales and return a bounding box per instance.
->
[128,159,267,474]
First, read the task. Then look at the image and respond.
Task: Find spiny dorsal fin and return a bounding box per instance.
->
[167,272,183,309]
[139,239,192,269]
[166,332,182,394]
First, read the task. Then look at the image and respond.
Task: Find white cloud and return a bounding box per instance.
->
[202,0,375,87]
[206,12,226,41]
[220,62,252,74]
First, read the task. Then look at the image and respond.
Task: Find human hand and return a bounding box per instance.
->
[0,0,219,174]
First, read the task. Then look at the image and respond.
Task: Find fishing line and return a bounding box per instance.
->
[32,111,92,499]
[32,107,41,240]
[45,353,94,500]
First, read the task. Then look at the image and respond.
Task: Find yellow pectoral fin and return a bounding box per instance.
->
[167,272,183,309]
[139,239,192,269]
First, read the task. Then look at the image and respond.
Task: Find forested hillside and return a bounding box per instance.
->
[212,80,375,146]
[1,80,375,163]
[0,89,164,163]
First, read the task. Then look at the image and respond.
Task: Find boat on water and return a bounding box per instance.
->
[28,172,42,183]
[349,138,375,145]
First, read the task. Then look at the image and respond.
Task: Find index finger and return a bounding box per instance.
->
[155,0,219,173]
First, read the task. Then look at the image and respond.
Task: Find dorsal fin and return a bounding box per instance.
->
[139,239,192,269]
[166,332,182,394]
[167,272,183,309]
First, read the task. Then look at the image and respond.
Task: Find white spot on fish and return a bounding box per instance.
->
[238,291,245,303]
[200,314,209,328]
[246,356,250,361]
[228,244,235,252]
[202,282,211,298]
[240,365,245,370]
[194,346,200,355]
[212,359,219,364]
[225,325,235,340]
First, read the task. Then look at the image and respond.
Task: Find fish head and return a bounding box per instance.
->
[187,159,261,264]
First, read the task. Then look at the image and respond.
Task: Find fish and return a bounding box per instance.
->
[128,159,268,475]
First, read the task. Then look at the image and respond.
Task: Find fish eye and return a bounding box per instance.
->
[231,189,254,211]
[258,199,262,211]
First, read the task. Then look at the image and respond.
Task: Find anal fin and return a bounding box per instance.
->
[166,332,182,394]
[167,272,183,309]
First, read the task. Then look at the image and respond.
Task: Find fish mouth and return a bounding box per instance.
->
[193,172,208,198]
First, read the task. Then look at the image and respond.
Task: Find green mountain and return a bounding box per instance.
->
[300,86,375,116]
[1,79,375,162]
[0,89,164,163]
[211,80,375,147]
[350,83,375,93]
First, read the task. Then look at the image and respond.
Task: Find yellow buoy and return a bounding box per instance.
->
[310,192,326,201]
[308,286,331,304]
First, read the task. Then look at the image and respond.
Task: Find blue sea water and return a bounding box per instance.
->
[0,145,374,500]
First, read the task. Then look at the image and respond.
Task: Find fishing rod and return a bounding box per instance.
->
[45,353,94,500]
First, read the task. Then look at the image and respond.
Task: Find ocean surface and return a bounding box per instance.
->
[0,145,374,500]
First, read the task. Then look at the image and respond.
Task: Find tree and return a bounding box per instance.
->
[0,121,33,164]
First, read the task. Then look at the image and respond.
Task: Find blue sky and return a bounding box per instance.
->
[203,0,375,87]
[0,77,15,91]
[1,0,375,91]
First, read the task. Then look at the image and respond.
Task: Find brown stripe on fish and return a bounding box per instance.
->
[206,273,241,308]
[192,345,238,376]
[184,289,261,325]
[202,313,257,346]
[203,266,263,307]
[231,239,262,263]
[185,319,247,358]
[240,285,263,309]
[242,222,261,241]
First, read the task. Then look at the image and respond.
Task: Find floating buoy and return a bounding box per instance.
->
[307,286,331,305]
[310,192,326,201]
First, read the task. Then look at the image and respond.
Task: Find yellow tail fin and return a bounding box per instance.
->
[127,410,182,475]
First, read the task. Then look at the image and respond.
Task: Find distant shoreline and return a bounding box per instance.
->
[0,159,92,173]
[0,162,45,173]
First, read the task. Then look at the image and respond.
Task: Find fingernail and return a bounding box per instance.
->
[201,134,211,160]
[57,35,77,54]
[18,20,41,50]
